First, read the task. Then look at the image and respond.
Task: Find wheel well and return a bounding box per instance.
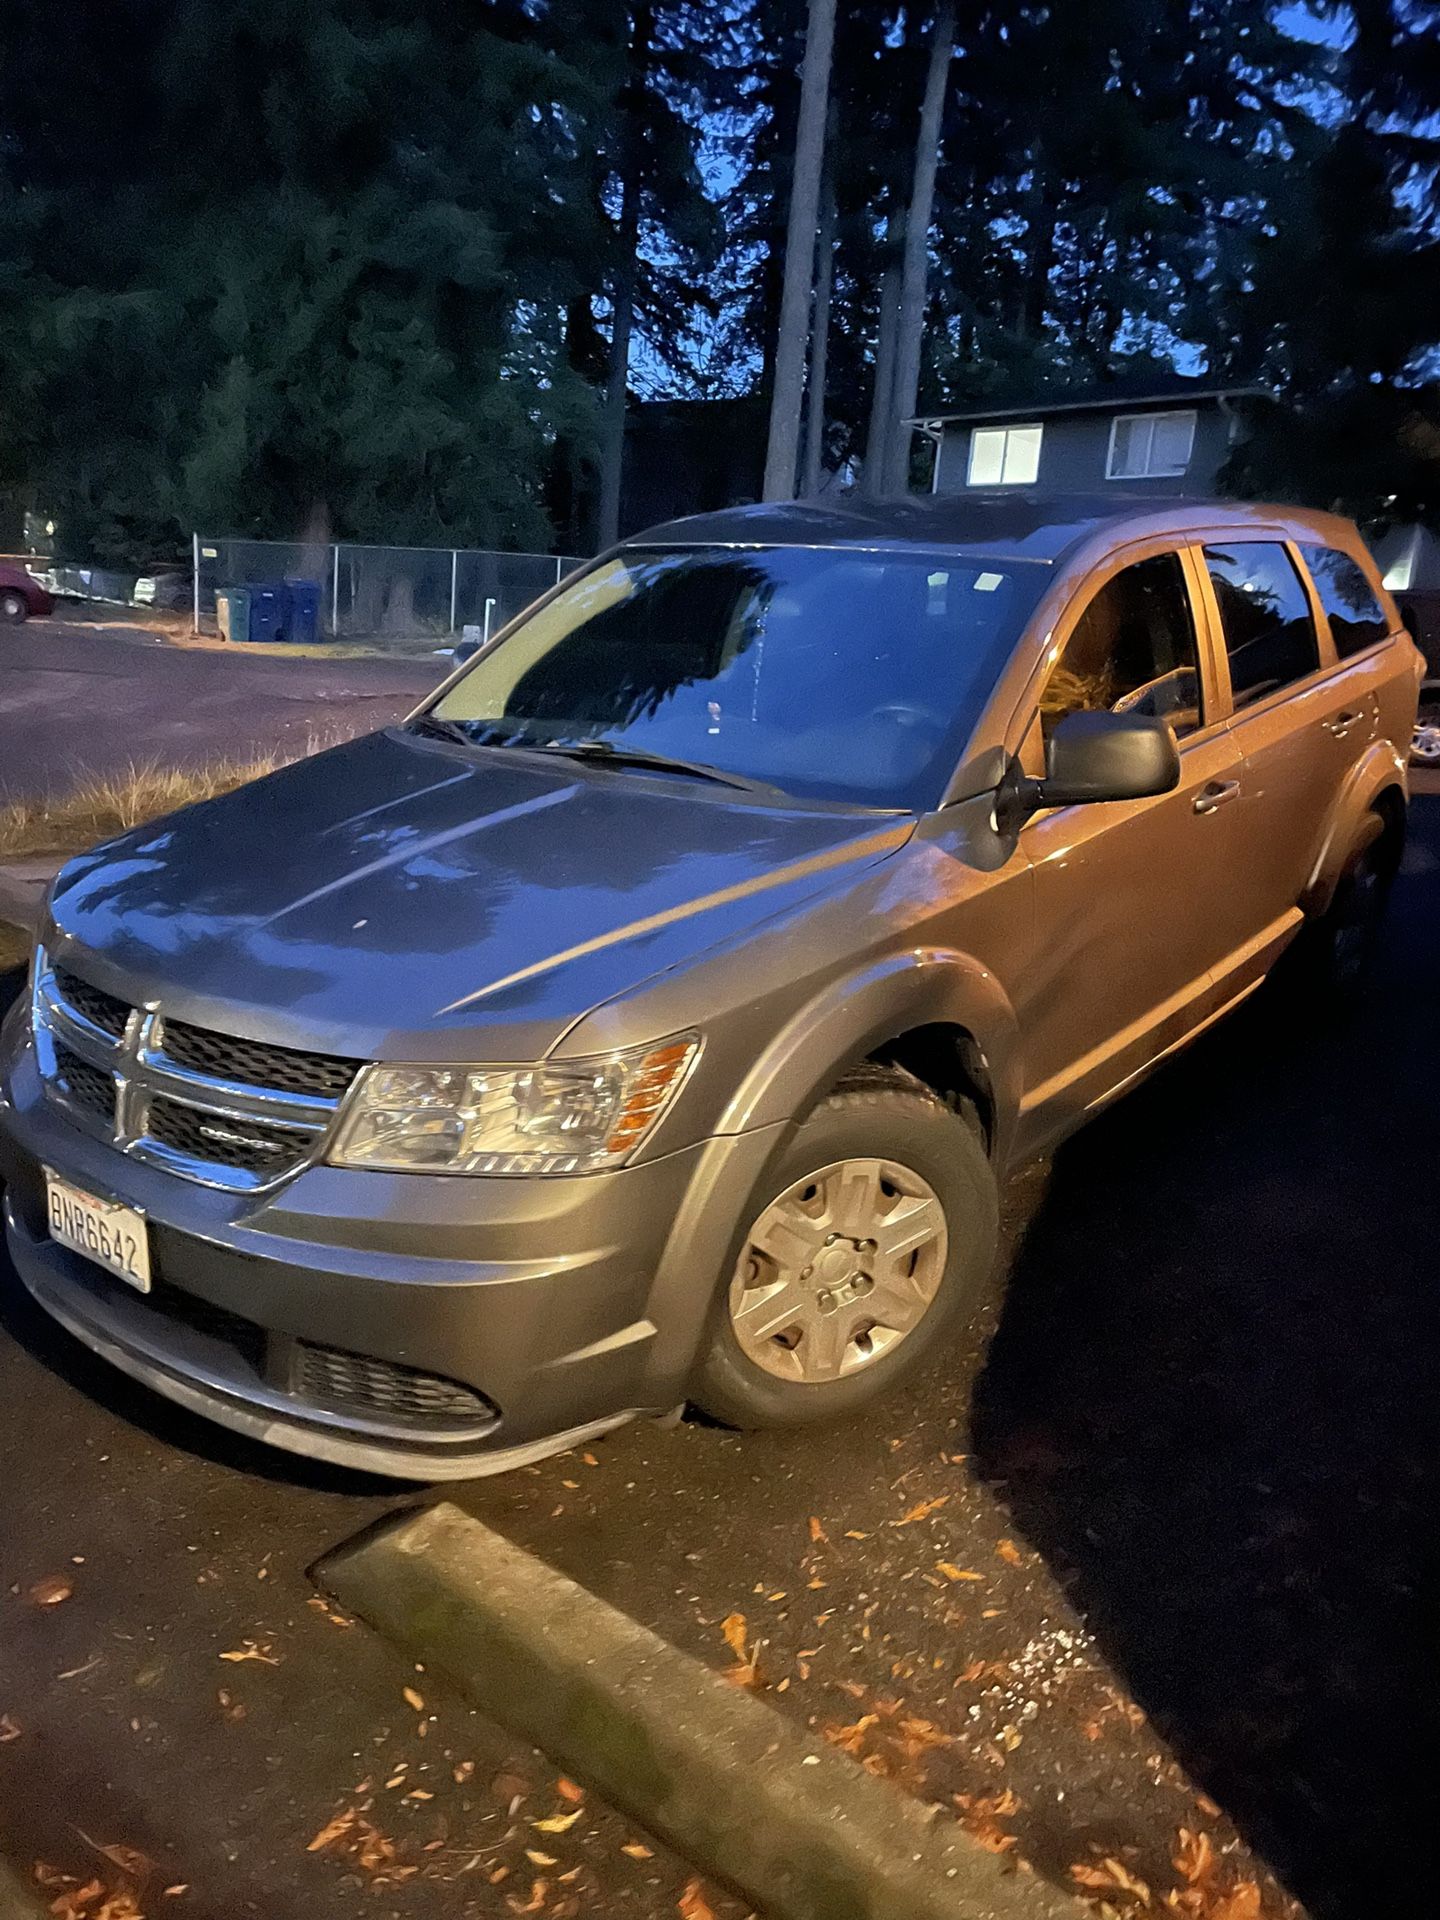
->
[1373,784,1406,877]
[867,1023,996,1153]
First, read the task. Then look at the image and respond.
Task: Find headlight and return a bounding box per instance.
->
[327,1035,700,1175]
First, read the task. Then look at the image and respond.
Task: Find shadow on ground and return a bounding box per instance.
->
[974,803,1440,1920]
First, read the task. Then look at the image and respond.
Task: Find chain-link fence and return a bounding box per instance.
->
[194,537,583,645]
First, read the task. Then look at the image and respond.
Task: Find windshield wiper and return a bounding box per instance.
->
[527,740,771,793]
[409,712,477,747]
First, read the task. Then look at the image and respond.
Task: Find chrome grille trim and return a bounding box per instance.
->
[32,949,348,1192]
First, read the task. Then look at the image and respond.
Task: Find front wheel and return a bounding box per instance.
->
[0,589,28,623]
[690,1068,1000,1429]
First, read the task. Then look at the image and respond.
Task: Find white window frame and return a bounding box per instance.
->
[1105,409,1197,481]
[966,423,1043,487]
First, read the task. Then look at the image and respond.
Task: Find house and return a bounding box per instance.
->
[914,376,1266,499]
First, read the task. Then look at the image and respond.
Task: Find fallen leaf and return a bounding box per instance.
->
[93,1843,153,1880]
[996,1538,1023,1566]
[163,1886,188,1898]
[402,1789,433,1802]
[1069,1857,1151,1904]
[582,1452,600,1467]
[555,1777,584,1803]
[533,1809,582,1834]
[1211,1885,1263,1920]
[936,1563,984,1582]
[453,1761,475,1784]
[721,1662,760,1690]
[27,1575,73,1608]
[306,1595,354,1629]
[524,1850,557,1868]
[218,1641,278,1666]
[892,1495,948,1527]
[307,1809,358,1854]
[402,1687,425,1712]
[492,1770,530,1803]
[719,1613,749,1663]
[621,1842,653,1860]
[507,1877,548,1914]
[1174,1827,1216,1886]
[808,1516,827,1544]
[0,1714,19,1742]
[678,1877,718,1920]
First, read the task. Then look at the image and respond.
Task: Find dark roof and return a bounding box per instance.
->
[624,491,1336,566]
[912,374,1268,430]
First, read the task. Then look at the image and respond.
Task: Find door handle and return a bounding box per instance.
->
[1323,710,1361,737]
[1193,779,1241,815]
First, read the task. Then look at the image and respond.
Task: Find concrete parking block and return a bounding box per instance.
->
[317,1501,1083,1920]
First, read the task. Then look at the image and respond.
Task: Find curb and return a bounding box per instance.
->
[0,1859,43,1918]
[317,1502,1083,1920]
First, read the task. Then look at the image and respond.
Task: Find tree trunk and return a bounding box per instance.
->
[883,0,956,494]
[597,4,656,551]
[801,113,838,497]
[860,212,903,498]
[762,0,838,502]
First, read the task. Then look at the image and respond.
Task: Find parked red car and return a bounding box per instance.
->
[0,564,54,623]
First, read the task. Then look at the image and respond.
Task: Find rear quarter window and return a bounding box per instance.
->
[1299,545,1390,658]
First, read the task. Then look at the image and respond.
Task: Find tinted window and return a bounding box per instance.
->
[1204,542,1319,709]
[431,547,1048,809]
[1300,544,1389,658]
[1040,552,1202,741]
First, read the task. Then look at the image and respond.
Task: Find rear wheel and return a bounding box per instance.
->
[0,589,28,623]
[1299,816,1399,1007]
[1412,697,1440,769]
[691,1068,1000,1429]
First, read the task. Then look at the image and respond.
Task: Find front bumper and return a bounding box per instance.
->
[0,1016,783,1478]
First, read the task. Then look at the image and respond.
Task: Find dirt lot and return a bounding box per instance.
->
[0,618,440,801]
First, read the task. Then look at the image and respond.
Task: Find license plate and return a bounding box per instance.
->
[45,1170,151,1294]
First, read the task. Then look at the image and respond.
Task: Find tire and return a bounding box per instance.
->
[691,1066,1001,1429]
[1296,814,1398,1008]
[1411,697,1440,769]
[0,590,28,624]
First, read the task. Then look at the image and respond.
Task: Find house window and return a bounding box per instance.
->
[1106,409,1197,480]
[967,424,1042,486]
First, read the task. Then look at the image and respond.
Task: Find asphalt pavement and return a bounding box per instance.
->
[0,619,438,800]
[1,799,1437,1920]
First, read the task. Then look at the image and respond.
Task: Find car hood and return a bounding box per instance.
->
[47,729,913,1060]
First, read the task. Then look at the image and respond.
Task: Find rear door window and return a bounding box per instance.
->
[1203,541,1319,709]
[1299,545,1390,658]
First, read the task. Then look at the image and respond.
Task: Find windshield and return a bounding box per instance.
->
[427,545,1046,808]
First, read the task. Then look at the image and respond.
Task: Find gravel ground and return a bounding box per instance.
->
[0,800,1436,1920]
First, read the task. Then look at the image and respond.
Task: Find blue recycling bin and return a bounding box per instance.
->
[247,582,287,643]
[285,579,321,644]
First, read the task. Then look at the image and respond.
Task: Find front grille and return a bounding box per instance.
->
[51,1041,117,1124]
[36,947,360,1191]
[159,1019,360,1101]
[296,1343,495,1430]
[53,966,131,1039]
[146,1095,312,1178]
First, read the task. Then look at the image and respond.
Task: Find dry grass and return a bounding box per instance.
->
[0,752,290,862]
[0,920,31,972]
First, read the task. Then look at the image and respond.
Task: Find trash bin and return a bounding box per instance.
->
[285,580,322,644]
[215,586,251,644]
[247,583,287,643]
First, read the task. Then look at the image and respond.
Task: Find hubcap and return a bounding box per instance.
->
[1413,717,1440,765]
[728,1157,948,1383]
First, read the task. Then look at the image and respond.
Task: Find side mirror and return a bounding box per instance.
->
[995,709,1180,830]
